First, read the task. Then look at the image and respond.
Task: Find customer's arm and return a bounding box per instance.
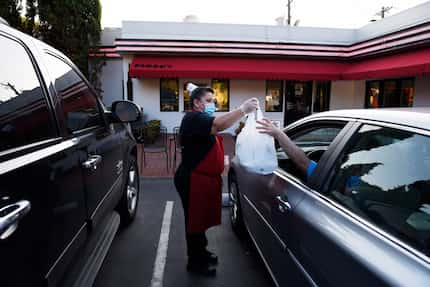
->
[211,98,258,134]
[256,118,311,175]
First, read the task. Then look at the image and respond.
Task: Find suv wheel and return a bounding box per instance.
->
[118,157,139,226]
[229,174,245,237]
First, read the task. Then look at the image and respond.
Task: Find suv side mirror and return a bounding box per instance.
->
[111,100,141,123]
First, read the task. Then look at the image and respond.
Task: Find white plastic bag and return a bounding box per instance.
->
[235,106,278,174]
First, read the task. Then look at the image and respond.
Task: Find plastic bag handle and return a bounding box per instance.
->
[245,111,255,126]
[244,101,262,125]
[256,105,263,121]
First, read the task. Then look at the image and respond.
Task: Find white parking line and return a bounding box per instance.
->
[150,201,174,287]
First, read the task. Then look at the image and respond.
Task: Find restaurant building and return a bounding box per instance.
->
[95,2,430,133]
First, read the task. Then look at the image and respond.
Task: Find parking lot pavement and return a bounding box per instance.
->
[93,178,273,287]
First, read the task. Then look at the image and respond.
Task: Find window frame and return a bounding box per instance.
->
[265,80,284,112]
[313,80,331,113]
[318,119,430,262]
[276,118,350,186]
[43,51,107,134]
[211,79,230,112]
[183,82,208,112]
[0,32,58,154]
[365,77,414,108]
[284,80,313,125]
[160,78,179,112]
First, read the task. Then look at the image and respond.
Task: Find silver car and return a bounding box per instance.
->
[229,108,430,287]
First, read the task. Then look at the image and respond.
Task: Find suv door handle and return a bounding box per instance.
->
[276,195,291,213]
[82,155,102,170]
[0,200,31,240]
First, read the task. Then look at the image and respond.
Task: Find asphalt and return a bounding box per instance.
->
[93,178,274,287]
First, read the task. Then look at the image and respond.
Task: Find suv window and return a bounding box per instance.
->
[0,35,55,152]
[328,124,430,255]
[277,123,344,180]
[43,53,103,132]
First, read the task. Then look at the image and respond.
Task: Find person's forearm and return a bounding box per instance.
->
[275,131,310,174]
[212,108,244,133]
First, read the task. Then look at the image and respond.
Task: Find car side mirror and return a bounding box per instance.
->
[111,100,141,123]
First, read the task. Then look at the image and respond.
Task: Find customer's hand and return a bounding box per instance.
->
[239,98,259,114]
[256,118,283,139]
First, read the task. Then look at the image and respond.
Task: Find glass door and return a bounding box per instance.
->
[284,81,313,125]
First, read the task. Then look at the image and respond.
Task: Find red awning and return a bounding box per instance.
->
[343,48,430,80]
[128,49,430,80]
[128,56,347,80]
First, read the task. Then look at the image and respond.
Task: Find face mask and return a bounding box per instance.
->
[204,102,216,116]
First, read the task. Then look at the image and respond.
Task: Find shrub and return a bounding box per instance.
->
[144,120,161,144]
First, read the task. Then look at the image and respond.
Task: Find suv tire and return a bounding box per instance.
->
[117,157,140,226]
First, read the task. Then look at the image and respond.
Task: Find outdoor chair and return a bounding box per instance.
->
[141,125,169,172]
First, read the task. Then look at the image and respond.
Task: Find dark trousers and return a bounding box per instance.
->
[174,167,208,259]
[186,231,208,258]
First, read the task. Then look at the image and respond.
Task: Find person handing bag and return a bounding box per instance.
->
[174,83,258,276]
[235,101,278,174]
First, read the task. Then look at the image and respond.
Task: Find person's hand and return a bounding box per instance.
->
[240,98,258,114]
[256,118,283,138]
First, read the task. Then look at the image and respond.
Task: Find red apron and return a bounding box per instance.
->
[187,136,225,234]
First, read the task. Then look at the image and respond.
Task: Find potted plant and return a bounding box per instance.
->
[144,119,161,144]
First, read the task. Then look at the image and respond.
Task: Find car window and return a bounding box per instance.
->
[277,123,344,180]
[0,35,56,152]
[43,53,103,132]
[328,124,430,256]
[293,126,342,147]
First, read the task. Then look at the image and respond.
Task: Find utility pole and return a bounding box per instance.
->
[376,6,393,19]
[287,0,293,25]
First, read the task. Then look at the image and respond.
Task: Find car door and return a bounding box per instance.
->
[0,32,88,287]
[270,120,353,286]
[291,122,430,286]
[235,165,310,287]
[236,118,352,286]
[40,51,125,228]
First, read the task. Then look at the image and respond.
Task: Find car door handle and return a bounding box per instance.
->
[0,200,31,240]
[82,155,102,170]
[276,196,292,213]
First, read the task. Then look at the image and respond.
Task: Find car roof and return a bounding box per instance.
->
[307,108,430,131]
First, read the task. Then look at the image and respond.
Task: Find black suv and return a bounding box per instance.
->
[0,20,141,287]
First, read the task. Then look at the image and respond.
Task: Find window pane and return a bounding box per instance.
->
[265,80,283,112]
[313,81,331,112]
[401,79,414,107]
[211,79,229,112]
[0,36,55,152]
[183,82,207,112]
[277,124,344,180]
[328,125,430,255]
[293,127,342,146]
[365,81,380,108]
[285,81,312,125]
[44,54,103,132]
[160,78,179,112]
[382,80,399,107]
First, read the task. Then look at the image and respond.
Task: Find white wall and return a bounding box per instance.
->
[330,77,430,109]
[100,59,123,107]
[133,78,186,133]
[330,80,365,110]
[413,75,430,107]
[131,78,284,133]
[226,79,284,134]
